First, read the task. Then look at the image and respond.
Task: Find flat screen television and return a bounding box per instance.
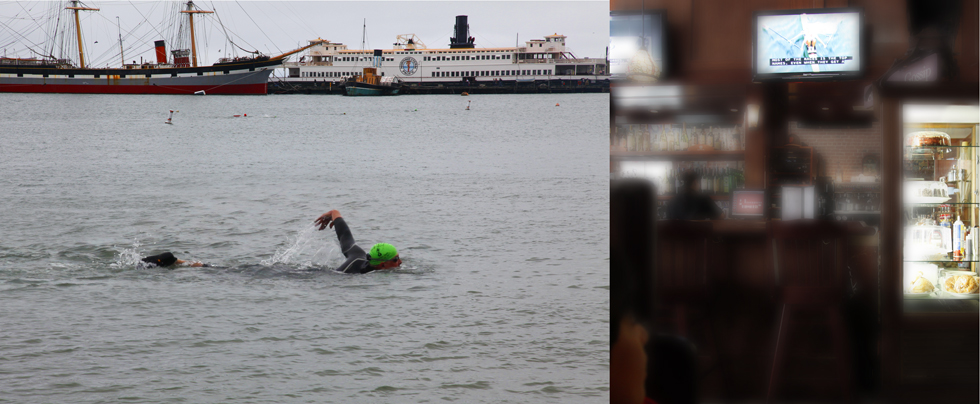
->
[730,189,766,219]
[609,10,666,82]
[753,8,863,81]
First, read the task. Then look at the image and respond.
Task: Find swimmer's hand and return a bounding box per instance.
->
[175,259,206,268]
[315,210,342,230]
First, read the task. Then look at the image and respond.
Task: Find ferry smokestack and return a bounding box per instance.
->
[450,15,475,49]
[154,40,167,64]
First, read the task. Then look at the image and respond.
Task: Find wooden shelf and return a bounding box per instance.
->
[657,194,731,201]
[610,150,745,161]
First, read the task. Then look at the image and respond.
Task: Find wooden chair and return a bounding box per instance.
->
[767,220,853,403]
[655,220,728,397]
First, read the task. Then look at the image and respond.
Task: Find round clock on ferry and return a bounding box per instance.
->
[399,57,419,75]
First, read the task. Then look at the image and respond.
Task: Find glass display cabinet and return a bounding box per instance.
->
[902,123,979,307]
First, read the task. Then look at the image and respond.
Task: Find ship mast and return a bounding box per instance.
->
[65,1,99,68]
[117,16,124,66]
[180,1,213,68]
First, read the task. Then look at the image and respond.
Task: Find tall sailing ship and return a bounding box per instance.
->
[0,1,321,95]
[283,15,608,86]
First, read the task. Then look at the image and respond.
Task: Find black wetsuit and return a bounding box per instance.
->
[332,218,375,274]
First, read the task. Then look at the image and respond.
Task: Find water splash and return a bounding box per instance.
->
[262,223,342,268]
[110,238,146,270]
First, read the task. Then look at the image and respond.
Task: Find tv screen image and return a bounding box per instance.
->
[754,9,862,79]
[609,11,665,81]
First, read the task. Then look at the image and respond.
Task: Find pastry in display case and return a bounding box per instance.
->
[907,131,952,147]
[903,263,939,298]
[940,270,980,297]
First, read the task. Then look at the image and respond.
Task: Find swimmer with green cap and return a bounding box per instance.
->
[315,210,402,274]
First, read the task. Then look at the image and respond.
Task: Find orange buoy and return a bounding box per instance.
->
[555,103,560,107]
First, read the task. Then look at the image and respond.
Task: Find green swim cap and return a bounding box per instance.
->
[369,243,398,265]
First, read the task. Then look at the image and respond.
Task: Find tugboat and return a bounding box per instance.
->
[344,50,401,96]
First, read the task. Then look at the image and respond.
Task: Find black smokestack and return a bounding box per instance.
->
[450,15,475,49]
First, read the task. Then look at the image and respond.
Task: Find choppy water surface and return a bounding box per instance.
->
[0,93,609,402]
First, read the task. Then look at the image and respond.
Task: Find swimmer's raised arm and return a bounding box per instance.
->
[315,210,342,230]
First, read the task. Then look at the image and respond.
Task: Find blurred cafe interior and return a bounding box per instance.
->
[609,0,978,403]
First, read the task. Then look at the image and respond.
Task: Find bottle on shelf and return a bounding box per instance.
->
[680,124,689,150]
[712,167,720,194]
[954,215,964,259]
[626,126,635,151]
[732,125,743,150]
[698,167,708,193]
[619,126,627,150]
[668,126,676,151]
[722,167,730,194]
[704,166,712,194]
[706,127,715,150]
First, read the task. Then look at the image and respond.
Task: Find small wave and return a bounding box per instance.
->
[440,381,491,390]
[420,355,470,362]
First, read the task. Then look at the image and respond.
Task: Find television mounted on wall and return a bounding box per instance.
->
[753,8,864,81]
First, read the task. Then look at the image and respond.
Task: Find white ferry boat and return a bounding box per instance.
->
[282,16,607,85]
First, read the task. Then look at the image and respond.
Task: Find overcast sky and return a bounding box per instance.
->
[0,1,608,68]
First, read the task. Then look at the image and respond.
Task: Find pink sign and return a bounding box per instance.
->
[733,192,764,216]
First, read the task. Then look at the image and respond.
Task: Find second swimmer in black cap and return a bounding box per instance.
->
[140,252,208,268]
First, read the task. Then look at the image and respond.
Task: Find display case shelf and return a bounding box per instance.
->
[657,194,731,201]
[903,259,980,263]
[906,202,979,207]
[611,150,745,161]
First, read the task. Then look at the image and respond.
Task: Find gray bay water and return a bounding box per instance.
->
[0,93,609,402]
